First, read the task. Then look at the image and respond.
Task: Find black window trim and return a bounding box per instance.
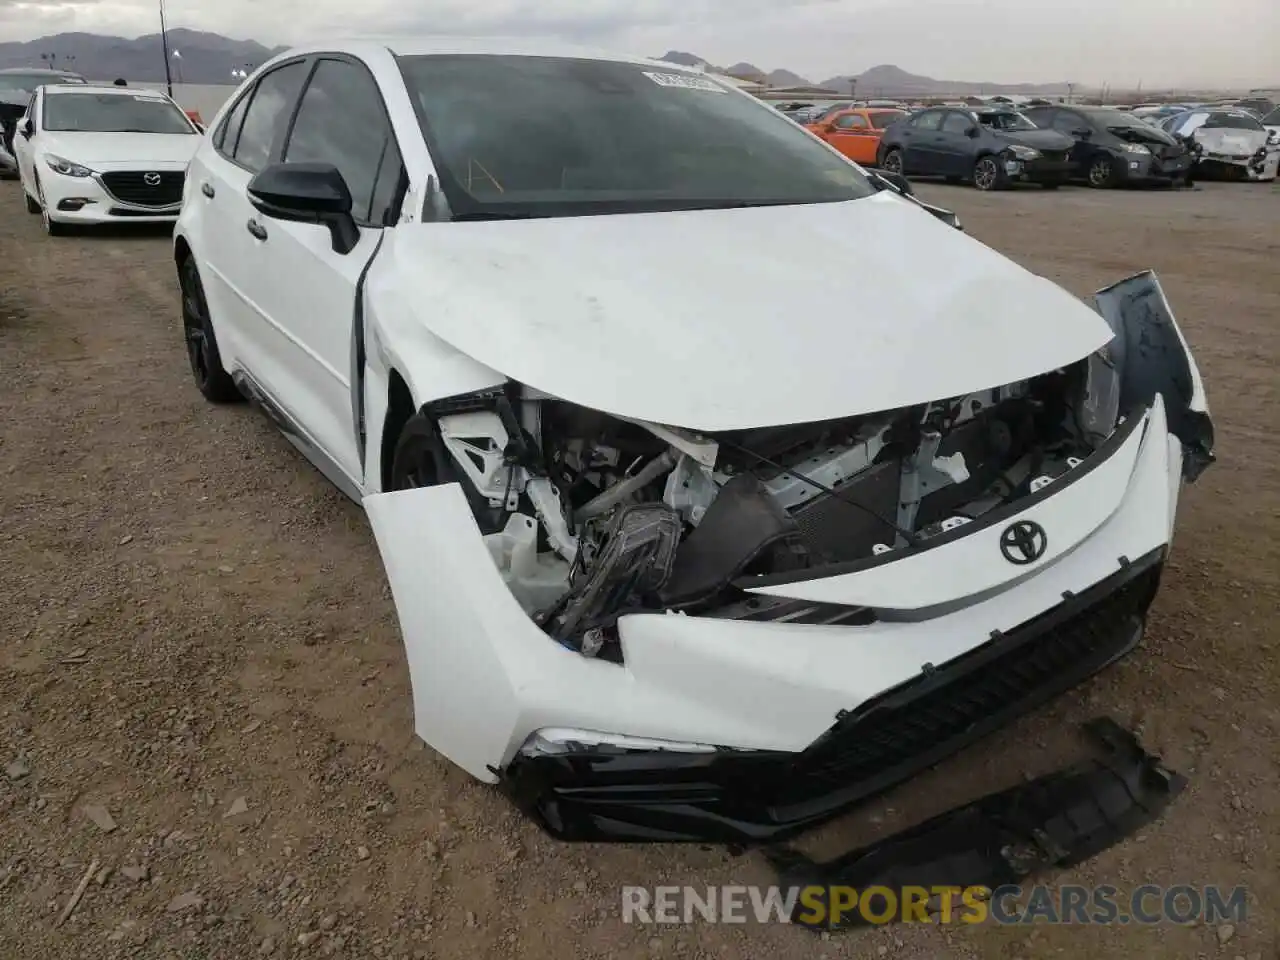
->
[912,109,944,129]
[214,55,314,174]
[277,52,409,229]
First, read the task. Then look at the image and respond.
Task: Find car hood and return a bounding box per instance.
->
[37,131,201,165]
[998,128,1075,151]
[1193,127,1267,155]
[391,193,1114,431]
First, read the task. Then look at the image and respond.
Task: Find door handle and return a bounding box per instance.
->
[246,218,267,241]
[200,181,214,198]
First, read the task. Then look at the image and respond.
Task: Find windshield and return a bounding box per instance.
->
[1265,107,1280,125]
[397,54,874,219]
[42,92,195,134]
[1205,113,1263,131]
[978,111,1036,131]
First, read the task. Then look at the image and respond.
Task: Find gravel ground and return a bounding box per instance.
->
[1,178,1277,960]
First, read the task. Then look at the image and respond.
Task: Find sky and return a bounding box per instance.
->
[1,0,1276,89]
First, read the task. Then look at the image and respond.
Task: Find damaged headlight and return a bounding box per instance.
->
[519,728,718,757]
[1007,144,1041,160]
[1117,143,1151,155]
[44,154,93,178]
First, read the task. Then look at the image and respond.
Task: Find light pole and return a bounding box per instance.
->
[158,0,174,96]
[172,49,184,84]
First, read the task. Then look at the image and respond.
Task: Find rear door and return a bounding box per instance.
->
[901,110,943,172]
[937,111,978,176]
[237,55,407,487]
[189,58,312,370]
[824,112,878,164]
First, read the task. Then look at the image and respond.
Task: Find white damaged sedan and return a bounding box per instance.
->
[174,40,1214,845]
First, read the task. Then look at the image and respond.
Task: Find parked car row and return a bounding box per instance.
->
[868,103,1276,190]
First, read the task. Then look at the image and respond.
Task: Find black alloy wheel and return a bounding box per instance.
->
[179,257,241,403]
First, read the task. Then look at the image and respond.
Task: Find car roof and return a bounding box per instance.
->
[43,84,172,98]
[258,37,706,73]
[0,67,82,76]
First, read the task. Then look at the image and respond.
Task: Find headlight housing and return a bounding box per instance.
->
[1118,143,1151,155]
[44,154,93,177]
[1008,144,1041,160]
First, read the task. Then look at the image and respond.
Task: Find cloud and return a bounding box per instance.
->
[1,0,1275,88]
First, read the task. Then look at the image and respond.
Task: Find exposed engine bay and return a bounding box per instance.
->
[420,353,1123,655]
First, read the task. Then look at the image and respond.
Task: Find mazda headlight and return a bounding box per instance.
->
[1118,143,1151,155]
[1008,145,1041,160]
[44,154,93,177]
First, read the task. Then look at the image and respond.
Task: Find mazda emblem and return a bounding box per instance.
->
[143,172,161,186]
[999,520,1047,565]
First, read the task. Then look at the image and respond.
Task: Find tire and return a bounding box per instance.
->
[1087,156,1117,188]
[972,155,1003,191]
[881,148,904,176]
[389,412,503,533]
[178,256,242,404]
[25,191,40,214]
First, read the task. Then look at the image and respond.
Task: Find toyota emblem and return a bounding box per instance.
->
[999,520,1048,565]
[143,172,162,186]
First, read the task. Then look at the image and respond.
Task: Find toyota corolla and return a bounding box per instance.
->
[172,39,1214,845]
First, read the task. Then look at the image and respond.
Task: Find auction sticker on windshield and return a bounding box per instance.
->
[642,71,727,93]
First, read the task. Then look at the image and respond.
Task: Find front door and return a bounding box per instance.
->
[234,56,407,487]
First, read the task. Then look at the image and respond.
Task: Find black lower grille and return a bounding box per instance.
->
[779,563,1161,805]
[100,170,184,207]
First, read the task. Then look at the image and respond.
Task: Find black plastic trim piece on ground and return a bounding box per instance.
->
[501,546,1164,844]
[770,716,1188,931]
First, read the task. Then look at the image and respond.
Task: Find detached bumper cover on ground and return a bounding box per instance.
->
[502,548,1163,844]
[771,716,1188,931]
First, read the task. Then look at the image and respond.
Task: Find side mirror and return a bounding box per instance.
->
[247,162,360,255]
[965,126,981,138]
[877,170,914,196]
[20,118,33,138]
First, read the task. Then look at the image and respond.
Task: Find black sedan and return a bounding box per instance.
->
[876,107,1075,190]
[1022,105,1195,188]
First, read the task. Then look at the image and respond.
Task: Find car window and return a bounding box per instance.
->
[868,111,905,129]
[978,111,1036,131]
[1052,112,1084,134]
[215,90,252,154]
[233,60,308,173]
[282,58,402,226]
[832,113,867,130]
[911,111,943,130]
[941,112,973,134]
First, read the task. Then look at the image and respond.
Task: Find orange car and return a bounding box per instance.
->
[806,108,908,166]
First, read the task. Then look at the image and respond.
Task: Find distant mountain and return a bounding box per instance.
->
[820,63,1070,96]
[656,51,1068,96]
[766,68,812,88]
[0,30,285,84]
[656,50,705,68]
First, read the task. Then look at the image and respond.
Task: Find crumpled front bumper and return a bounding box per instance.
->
[501,548,1164,843]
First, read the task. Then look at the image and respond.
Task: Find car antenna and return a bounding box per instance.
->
[716,437,924,548]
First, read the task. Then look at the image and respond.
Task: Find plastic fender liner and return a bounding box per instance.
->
[1093,271,1215,481]
[769,716,1187,931]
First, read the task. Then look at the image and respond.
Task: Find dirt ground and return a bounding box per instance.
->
[0,178,1276,960]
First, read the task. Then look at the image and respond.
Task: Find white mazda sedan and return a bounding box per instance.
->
[174,40,1213,846]
[14,83,201,234]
